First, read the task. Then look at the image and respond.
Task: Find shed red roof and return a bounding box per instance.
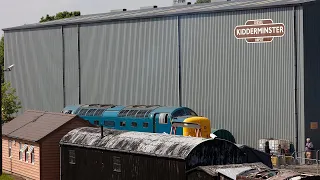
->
[2,110,90,142]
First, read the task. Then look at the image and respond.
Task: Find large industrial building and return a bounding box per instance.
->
[3,0,320,151]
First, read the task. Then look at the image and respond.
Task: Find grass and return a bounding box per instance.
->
[0,174,14,180]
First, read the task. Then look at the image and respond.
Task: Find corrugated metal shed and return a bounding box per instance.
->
[2,110,91,142]
[4,0,320,154]
[60,126,211,159]
[2,0,315,31]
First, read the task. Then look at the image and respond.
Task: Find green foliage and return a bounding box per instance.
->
[195,0,211,3]
[1,35,4,83]
[40,11,81,23]
[0,174,14,180]
[1,82,22,122]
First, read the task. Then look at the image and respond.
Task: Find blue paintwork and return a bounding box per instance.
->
[61,104,198,135]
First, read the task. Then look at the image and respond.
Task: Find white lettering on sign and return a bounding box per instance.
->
[236,26,284,36]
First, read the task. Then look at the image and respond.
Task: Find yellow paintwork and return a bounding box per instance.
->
[183,117,211,138]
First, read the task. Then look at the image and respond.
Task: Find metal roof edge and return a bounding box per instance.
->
[2,0,312,32]
[59,141,186,160]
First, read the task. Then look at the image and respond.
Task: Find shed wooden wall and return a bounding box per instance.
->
[61,146,186,180]
[2,137,40,180]
[40,118,92,180]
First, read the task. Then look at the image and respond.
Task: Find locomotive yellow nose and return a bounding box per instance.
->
[183,117,211,138]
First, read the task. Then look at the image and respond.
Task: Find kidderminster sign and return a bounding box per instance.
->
[234,19,285,43]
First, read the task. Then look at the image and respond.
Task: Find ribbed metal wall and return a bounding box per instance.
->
[4,28,64,113]
[79,17,180,105]
[303,1,320,150]
[180,7,298,148]
[63,26,80,106]
[295,6,306,153]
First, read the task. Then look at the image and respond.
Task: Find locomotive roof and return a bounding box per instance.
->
[60,126,211,160]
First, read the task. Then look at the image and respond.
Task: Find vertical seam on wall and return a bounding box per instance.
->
[62,26,66,107]
[77,25,81,104]
[178,16,182,107]
[293,5,299,153]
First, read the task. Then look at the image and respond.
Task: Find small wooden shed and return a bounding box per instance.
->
[60,127,246,180]
[2,110,92,180]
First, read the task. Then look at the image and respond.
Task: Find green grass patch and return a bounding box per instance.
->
[0,174,14,180]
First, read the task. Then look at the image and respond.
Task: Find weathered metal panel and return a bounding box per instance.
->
[63,26,79,106]
[79,17,179,105]
[303,1,320,150]
[60,127,208,159]
[180,7,298,149]
[4,28,63,113]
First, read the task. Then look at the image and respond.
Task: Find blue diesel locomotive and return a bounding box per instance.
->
[62,104,213,137]
[62,104,235,142]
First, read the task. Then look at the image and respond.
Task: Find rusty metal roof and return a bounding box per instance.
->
[60,127,212,159]
[2,110,90,142]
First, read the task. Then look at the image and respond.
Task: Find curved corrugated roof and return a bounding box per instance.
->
[3,0,315,31]
[60,127,211,159]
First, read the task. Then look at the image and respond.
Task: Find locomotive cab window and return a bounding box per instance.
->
[159,113,168,124]
[172,109,185,118]
[69,150,76,164]
[143,122,148,128]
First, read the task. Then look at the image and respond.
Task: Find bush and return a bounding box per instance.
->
[1,82,22,122]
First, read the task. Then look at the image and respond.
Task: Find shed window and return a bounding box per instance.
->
[143,122,148,128]
[8,141,12,158]
[113,156,121,172]
[131,122,137,127]
[94,120,99,125]
[159,113,168,124]
[120,121,126,127]
[19,144,28,161]
[27,146,35,163]
[104,121,115,127]
[69,150,76,164]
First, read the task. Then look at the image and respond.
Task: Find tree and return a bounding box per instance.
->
[40,11,81,23]
[1,82,22,122]
[1,35,22,122]
[195,0,211,3]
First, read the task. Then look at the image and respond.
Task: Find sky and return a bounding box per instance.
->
[0,0,196,35]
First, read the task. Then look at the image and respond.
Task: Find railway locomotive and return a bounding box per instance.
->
[61,104,234,141]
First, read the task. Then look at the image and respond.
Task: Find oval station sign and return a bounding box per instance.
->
[234,19,285,43]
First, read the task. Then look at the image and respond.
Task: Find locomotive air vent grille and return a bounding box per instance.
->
[86,109,98,116]
[94,109,106,116]
[78,109,89,116]
[127,110,139,117]
[144,110,152,117]
[136,110,148,117]
[118,110,130,117]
